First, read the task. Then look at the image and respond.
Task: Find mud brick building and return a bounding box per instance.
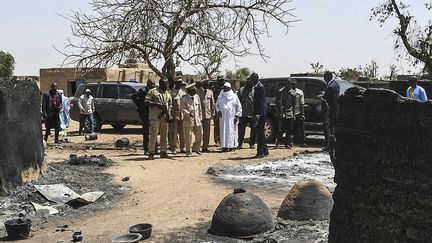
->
[39,60,158,97]
[329,88,432,242]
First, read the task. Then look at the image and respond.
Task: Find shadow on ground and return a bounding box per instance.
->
[157,218,328,243]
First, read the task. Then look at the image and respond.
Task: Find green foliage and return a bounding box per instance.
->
[0,51,15,80]
[225,67,251,81]
[338,67,363,81]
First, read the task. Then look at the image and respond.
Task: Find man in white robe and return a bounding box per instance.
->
[215,82,242,152]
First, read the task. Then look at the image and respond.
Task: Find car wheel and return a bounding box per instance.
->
[264,117,277,143]
[111,124,126,130]
[84,113,102,132]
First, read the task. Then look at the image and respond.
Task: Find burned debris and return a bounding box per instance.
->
[329,88,432,242]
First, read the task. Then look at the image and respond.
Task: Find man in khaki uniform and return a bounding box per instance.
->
[181,84,203,157]
[196,80,215,152]
[169,79,186,154]
[145,79,172,160]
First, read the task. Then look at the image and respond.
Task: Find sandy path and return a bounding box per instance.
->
[25,122,320,242]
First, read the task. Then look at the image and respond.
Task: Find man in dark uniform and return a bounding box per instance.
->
[323,71,340,149]
[250,73,269,158]
[42,82,62,143]
[212,76,226,144]
[132,80,155,155]
[275,78,296,148]
[237,77,256,149]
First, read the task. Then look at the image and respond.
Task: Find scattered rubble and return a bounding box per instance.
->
[67,154,114,166]
[0,156,124,232]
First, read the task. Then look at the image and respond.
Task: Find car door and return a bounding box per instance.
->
[303,81,326,122]
[117,85,141,124]
[99,85,119,122]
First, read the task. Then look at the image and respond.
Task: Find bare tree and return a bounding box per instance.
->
[191,43,227,79]
[62,0,296,81]
[371,0,432,77]
[310,62,324,74]
[363,60,379,78]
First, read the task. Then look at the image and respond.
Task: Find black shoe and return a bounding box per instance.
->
[249,144,255,149]
[171,149,177,155]
[180,149,186,154]
[193,151,202,155]
[148,154,155,160]
[202,148,210,153]
[186,152,192,157]
[253,154,265,158]
[264,151,269,156]
[237,145,243,149]
[160,152,169,158]
[222,148,229,152]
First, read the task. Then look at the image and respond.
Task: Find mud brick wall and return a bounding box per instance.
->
[0,80,44,194]
[329,88,432,242]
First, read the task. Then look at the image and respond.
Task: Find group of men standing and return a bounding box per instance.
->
[132,73,269,160]
[132,78,214,159]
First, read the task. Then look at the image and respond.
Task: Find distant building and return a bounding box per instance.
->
[40,60,158,96]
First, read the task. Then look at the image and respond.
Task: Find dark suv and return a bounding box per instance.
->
[70,82,146,132]
[261,77,354,141]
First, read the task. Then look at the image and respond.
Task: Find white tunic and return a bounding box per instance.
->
[216,90,242,148]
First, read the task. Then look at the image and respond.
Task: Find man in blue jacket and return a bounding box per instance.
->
[323,71,340,148]
[250,73,269,158]
[42,82,62,143]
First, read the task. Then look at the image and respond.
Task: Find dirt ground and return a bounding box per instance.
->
[8,121,321,242]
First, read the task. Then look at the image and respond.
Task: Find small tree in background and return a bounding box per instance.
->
[0,51,15,80]
[225,67,251,81]
[363,60,379,78]
[310,62,325,74]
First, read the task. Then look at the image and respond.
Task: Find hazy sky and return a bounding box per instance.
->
[0,1,430,78]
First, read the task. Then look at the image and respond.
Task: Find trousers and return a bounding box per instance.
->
[169,120,184,151]
[202,119,211,149]
[277,117,293,146]
[238,117,256,147]
[256,116,269,156]
[149,118,168,154]
[183,125,203,153]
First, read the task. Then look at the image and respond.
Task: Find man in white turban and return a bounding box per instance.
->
[215,82,242,152]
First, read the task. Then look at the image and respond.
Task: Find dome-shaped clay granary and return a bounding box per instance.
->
[277,179,333,220]
[210,188,274,238]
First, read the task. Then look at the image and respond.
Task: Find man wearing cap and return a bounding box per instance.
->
[169,78,186,154]
[78,88,96,135]
[42,82,62,143]
[215,82,242,152]
[275,78,296,148]
[145,78,172,160]
[237,77,256,149]
[406,76,428,102]
[250,73,269,158]
[291,80,305,146]
[196,80,215,152]
[181,84,203,156]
